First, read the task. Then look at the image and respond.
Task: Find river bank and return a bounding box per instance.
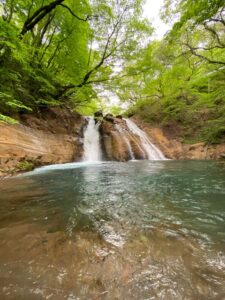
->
[0,109,225,177]
[0,107,86,177]
[132,117,225,160]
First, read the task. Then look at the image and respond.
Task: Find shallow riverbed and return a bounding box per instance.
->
[0,161,225,299]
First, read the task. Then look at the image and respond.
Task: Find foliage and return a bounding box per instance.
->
[16,160,35,171]
[0,0,149,120]
[0,0,224,145]
[0,113,19,124]
[119,1,225,144]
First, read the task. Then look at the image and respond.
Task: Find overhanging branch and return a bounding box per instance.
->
[185,43,225,65]
[20,0,65,36]
[59,4,90,21]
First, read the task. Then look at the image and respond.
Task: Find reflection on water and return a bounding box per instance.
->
[0,161,225,299]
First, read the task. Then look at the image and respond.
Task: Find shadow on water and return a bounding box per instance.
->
[0,160,225,299]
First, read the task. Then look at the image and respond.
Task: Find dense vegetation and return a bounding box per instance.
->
[0,0,150,119]
[123,0,225,143]
[0,0,224,143]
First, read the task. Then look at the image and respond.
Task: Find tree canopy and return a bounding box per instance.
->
[119,0,225,143]
[0,0,224,143]
[0,0,150,117]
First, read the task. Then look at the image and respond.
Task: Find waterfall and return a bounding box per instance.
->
[123,135,135,160]
[83,117,102,161]
[126,131,146,159]
[125,118,166,160]
[115,124,134,160]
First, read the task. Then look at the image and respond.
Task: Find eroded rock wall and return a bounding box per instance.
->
[0,107,86,176]
[131,116,225,160]
[100,117,147,161]
[1,109,224,177]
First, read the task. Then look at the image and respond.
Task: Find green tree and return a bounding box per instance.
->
[0,0,151,120]
[121,1,225,143]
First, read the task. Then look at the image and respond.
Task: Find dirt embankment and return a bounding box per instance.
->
[132,117,225,160]
[0,107,86,177]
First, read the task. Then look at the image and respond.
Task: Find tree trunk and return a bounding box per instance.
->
[20,0,64,37]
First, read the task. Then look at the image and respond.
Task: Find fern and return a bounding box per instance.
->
[0,114,18,124]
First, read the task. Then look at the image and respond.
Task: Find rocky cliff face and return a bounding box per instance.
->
[0,107,86,176]
[132,116,225,160]
[100,116,147,161]
[1,109,224,177]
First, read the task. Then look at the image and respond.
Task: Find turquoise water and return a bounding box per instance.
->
[0,161,225,299]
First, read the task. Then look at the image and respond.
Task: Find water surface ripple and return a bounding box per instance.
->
[0,161,225,299]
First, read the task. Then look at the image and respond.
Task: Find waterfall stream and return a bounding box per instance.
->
[115,124,135,160]
[83,117,102,161]
[125,118,166,160]
[123,135,135,160]
[83,116,166,161]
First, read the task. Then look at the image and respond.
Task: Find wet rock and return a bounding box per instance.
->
[104,113,115,123]
[219,153,225,160]
[76,137,84,146]
[94,110,103,124]
[100,118,147,161]
[16,106,86,136]
[100,120,132,161]
[129,138,146,159]
[0,109,86,176]
[94,110,103,118]
[132,116,225,160]
[102,131,130,161]
[99,119,115,135]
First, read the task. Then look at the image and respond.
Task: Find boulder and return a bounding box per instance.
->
[94,110,103,124]
[104,113,115,123]
[94,110,103,118]
[101,131,131,161]
[100,120,131,161]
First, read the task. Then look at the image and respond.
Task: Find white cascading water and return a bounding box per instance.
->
[123,135,135,160]
[83,117,102,161]
[125,118,166,160]
[115,124,135,160]
[126,131,146,159]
